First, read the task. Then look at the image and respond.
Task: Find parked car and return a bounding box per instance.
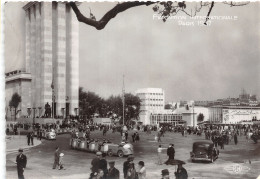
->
[70,138,134,157]
[190,141,219,163]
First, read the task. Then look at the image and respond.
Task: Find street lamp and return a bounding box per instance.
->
[33,107,36,126]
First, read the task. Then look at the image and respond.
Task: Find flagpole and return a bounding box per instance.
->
[122,75,125,126]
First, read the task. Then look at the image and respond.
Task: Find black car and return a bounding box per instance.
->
[190,141,219,163]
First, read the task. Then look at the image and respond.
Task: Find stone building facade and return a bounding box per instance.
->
[5,2,79,119]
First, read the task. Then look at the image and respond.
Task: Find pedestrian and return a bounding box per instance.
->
[137,161,146,179]
[165,144,175,165]
[52,147,60,169]
[58,153,64,170]
[126,162,136,179]
[132,133,136,143]
[174,164,188,179]
[91,152,102,174]
[39,129,42,140]
[234,133,238,145]
[157,145,165,165]
[125,131,128,141]
[107,161,120,179]
[123,155,134,179]
[26,132,31,146]
[161,169,170,179]
[99,153,108,178]
[157,132,162,142]
[30,132,34,145]
[16,148,27,179]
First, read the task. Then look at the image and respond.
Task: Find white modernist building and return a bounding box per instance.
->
[5,2,79,119]
[135,88,209,126]
[135,88,165,112]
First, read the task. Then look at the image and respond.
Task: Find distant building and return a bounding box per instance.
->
[135,88,165,112]
[209,106,260,124]
[5,2,79,120]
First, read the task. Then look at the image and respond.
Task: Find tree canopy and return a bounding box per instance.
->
[79,87,141,123]
[9,92,21,120]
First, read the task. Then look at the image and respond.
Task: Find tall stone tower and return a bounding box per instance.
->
[5,2,79,119]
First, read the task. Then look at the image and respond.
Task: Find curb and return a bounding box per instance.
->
[6,141,42,154]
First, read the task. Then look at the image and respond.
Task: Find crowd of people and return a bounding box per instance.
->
[13,116,260,179]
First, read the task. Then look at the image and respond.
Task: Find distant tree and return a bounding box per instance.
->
[79,87,105,119]
[197,113,204,122]
[106,93,141,123]
[165,104,172,109]
[9,92,21,121]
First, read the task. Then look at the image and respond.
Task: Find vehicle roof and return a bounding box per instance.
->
[193,141,214,145]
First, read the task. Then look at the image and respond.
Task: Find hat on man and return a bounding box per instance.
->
[128,155,134,159]
[108,161,115,165]
[18,148,23,152]
[161,169,169,176]
[96,151,102,156]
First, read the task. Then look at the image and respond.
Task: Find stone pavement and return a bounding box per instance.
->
[6,135,42,154]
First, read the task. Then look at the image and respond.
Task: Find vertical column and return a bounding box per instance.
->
[35,3,41,113]
[41,2,53,112]
[66,5,79,116]
[30,5,36,108]
[25,10,31,73]
[55,2,66,116]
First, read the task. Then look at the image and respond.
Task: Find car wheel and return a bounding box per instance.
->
[117,150,124,157]
[107,150,113,157]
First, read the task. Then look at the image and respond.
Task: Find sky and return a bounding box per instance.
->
[4,2,260,102]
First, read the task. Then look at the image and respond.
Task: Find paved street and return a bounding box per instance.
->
[6,130,260,179]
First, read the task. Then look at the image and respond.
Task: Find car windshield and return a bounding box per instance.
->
[193,144,211,152]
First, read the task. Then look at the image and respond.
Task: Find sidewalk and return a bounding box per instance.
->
[6,135,42,154]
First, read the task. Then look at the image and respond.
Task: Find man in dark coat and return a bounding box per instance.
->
[99,153,108,178]
[123,155,134,178]
[107,161,120,179]
[30,132,34,145]
[53,147,60,169]
[91,152,102,174]
[26,133,31,146]
[234,133,238,145]
[175,164,188,179]
[165,144,175,165]
[16,148,27,179]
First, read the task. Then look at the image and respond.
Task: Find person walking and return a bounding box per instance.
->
[234,133,238,145]
[165,144,175,165]
[26,132,31,146]
[175,164,188,179]
[99,153,108,178]
[126,162,136,179]
[157,145,166,165]
[125,131,129,141]
[30,132,34,145]
[123,156,134,179]
[137,161,146,179]
[52,147,60,169]
[91,152,102,174]
[107,161,120,179]
[16,148,27,179]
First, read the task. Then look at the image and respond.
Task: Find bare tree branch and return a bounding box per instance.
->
[204,1,215,25]
[70,1,156,30]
